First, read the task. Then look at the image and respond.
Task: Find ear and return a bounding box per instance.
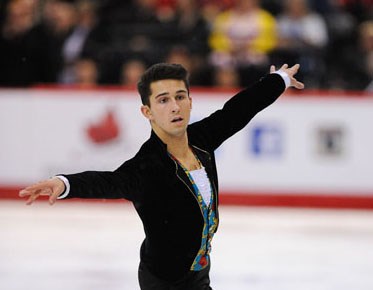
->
[141,105,153,120]
[189,96,192,110]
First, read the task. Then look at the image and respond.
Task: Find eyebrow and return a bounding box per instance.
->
[155,89,188,99]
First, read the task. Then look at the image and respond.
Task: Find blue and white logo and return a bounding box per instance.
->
[250,123,283,157]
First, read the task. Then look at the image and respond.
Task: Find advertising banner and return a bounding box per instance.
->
[1,88,372,207]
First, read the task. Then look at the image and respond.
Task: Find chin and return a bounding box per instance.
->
[170,127,187,137]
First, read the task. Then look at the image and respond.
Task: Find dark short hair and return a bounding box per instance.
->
[137,63,190,106]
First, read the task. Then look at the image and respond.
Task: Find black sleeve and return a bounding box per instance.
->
[189,73,285,151]
[61,158,142,202]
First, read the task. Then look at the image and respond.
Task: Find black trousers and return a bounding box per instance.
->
[138,261,213,290]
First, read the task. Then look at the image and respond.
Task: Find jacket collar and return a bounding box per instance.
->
[150,130,168,150]
[149,130,211,163]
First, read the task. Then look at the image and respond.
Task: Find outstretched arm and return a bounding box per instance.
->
[189,63,304,151]
[19,177,65,205]
[19,162,140,205]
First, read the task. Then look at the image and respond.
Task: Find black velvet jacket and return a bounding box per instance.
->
[62,73,286,281]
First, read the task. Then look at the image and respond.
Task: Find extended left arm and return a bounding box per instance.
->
[189,64,304,151]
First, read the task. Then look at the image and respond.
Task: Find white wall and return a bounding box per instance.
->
[1,88,372,196]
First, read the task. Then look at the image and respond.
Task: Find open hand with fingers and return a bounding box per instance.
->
[19,177,65,205]
[270,64,305,90]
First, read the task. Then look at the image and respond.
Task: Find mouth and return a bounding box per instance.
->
[171,117,183,123]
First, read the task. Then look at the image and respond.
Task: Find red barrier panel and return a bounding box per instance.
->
[4,186,373,209]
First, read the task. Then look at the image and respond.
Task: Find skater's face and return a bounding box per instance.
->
[141,79,192,139]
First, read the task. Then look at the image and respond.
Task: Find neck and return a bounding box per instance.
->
[154,128,202,171]
[153,128,189,158]
[168,140,190,160]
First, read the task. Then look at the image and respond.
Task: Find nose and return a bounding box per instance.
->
[171,99,180,113]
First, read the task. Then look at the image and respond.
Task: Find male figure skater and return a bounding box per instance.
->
[20,63,304,289]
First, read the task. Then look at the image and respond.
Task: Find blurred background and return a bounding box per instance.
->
[1,0,373,289]
[0,0,372,90]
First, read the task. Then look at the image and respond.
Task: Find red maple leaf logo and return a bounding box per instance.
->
[86,110,120,144]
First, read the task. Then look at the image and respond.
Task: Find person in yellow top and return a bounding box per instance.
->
[209,0,277,85]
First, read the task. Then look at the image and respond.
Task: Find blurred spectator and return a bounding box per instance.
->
[308,0,335,15]
[261,0,283,16]
[165,46,193,74]
[58,0,99,84]
[98,0,158,25]
[164,45,211,86]
[160,0,211,86]
[88,0,172,84]
[331,20,373,91]
[337,0,373,22]
[168,0,210,58]
[120,58,146,86]
[101,0,165,61]
[359,20,373,57]
[359,21,373,92]
[42,0,77,35]
[40,0,79,84]
[0,0,55,86]
[321,0,372,90]
[272,0,329,88]
[74,58,98,87]
[319,1,355,88]
[208,0,277,86]
[212,65,240,89]
[199,0,235,23]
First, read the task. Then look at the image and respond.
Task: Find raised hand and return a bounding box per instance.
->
[19,177,65,205]
[270,63,305,90]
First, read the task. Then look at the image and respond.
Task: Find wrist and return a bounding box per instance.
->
[54,175,70,199]
[274,70,291,88]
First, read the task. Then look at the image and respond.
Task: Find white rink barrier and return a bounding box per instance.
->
[1,87,372,208]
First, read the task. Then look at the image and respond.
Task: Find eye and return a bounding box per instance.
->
[176,95,186,100]
[159,97,168,104]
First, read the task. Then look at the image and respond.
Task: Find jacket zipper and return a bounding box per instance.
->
[171,157,204,218]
